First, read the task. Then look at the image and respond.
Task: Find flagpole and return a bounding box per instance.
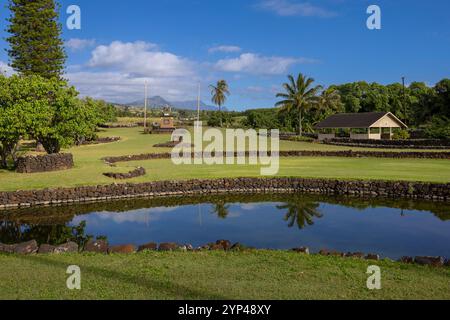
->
[197,82,201,128]
[144,81,148,131]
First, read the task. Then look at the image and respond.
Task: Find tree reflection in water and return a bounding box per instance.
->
[209,197,323,230]
[0,220,97,248]
[211,201,230,219]
[277,200,323,229]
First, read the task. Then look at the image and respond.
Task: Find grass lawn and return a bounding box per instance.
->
[0,127,448,191]
[0,251,448,300]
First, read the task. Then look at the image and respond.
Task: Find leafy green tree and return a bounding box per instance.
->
[16,76,82,153]
[425,116,450,139]
[207,111,233,128]
[81,98,117,127]
[210,80,230,127]
[275,74,322,135]
[0,74,34,168]
[311,88,344,124]
[409,82,436,125]
[244,108,281,129]
[6,0,66,79]
[1,75,102,155]
[434,79,450,119]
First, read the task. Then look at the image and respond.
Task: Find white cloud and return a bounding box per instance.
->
[64,40,201,102]
[66,38,96,51]
[257,0,336,17]
[65,40,318,104]
[88,41,194,78]
[209,45,242,54]
[215,53,317,75]
[0,61,15,76]
[66,70,199,103]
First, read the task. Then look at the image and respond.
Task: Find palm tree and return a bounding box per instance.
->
[315,88,343,116]
[311,88,344,124]
[276,201,323,229]
[275,73,322,136]
[209,80,230,127]
[211,201,230,219]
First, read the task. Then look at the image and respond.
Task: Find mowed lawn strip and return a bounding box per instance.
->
[0,127,449,191]
[0,251,449,300]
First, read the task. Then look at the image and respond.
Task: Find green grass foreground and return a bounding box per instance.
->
[0,127,449,191]
[0,251,449,300]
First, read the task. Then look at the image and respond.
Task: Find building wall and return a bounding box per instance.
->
[160,117,175,129]
[318,133,336,141]
[371,114,402,128]
[350,133,369,140]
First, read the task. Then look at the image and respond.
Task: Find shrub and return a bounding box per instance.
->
[393,129,411,140]
[425,116,450,140]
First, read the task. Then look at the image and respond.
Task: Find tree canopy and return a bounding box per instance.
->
[0,74,117,168]
[6,0,66,79]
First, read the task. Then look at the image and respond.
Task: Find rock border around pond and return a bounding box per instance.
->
[0,177,449,209]
[1,239,448,269]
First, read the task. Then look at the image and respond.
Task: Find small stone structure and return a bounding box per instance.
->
[16,153,74,173]
[103,167,146,180]
[79,137,121,145]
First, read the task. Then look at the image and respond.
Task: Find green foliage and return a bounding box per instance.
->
[210,80,230,111]
[207,111,233,128]
[11,75,85,154]
[81,98,117,126]
[286,136,315,143]
[244,108,281,129]
[6,0,66,79]
[0,75,29,168]
[425,116,450,139]
[392,129,411,141]
[209,80,231,127]
[0,220,91,249]
[275,74,322,135]
[331,79,450,127]
[0,74,111,163]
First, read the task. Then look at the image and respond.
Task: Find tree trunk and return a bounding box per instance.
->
[0,151,7,169]
[298,109,303,136]
[219,105,223,128]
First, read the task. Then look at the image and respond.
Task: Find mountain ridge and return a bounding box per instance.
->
[125,96,221,111]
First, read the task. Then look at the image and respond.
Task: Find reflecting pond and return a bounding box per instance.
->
[1,194,450,259]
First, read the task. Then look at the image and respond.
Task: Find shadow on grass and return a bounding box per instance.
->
[14,254,230,300]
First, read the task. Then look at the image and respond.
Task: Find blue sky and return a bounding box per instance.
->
[0,0,449,110]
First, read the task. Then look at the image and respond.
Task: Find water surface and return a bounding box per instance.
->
[1,194,449,259]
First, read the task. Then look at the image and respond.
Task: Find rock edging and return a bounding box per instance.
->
[326,138,450,148]
[1,239,448,269]
[102,150,450,164]
[0,177,449,209]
